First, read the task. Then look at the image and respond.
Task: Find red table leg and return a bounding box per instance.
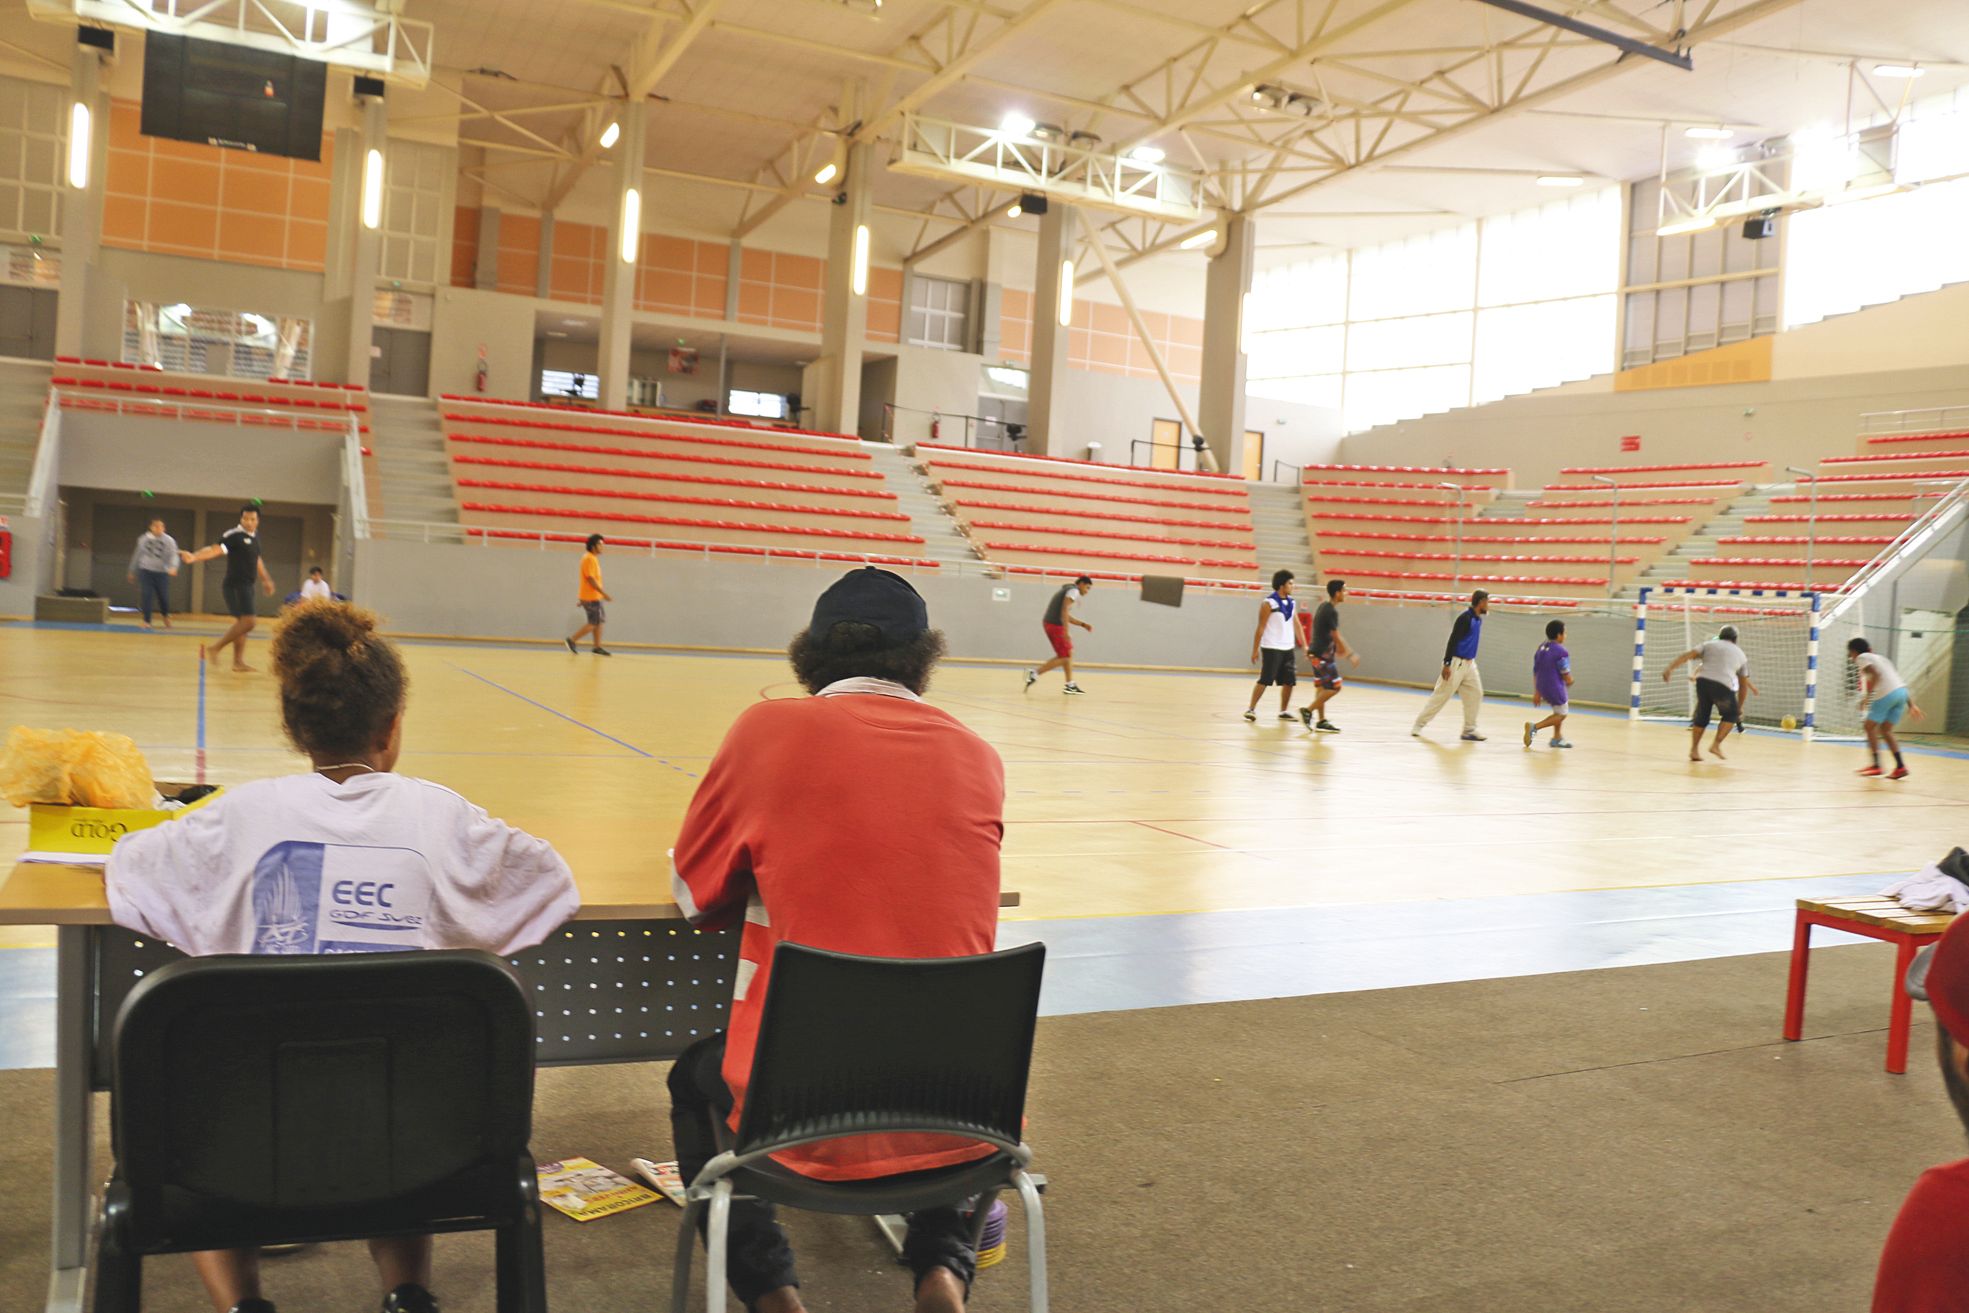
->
[1783,909,1812,1042]
[1888,935,1920,1074]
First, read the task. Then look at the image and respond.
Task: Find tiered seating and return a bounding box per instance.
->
[915,442,1257,583]
[1529,461,1761,512]
[439,397,924,558]
[53,356,368,432]
[1855,427,1969,458]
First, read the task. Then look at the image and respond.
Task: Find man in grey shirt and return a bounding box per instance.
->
[1661,625,1759,762]
[126,518,179,629]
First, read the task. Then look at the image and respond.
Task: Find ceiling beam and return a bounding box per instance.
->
[1471,0,1692,70]
[857,0,1078,143]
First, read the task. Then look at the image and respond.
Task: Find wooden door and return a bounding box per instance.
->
[1242,429,1264,482]
[1150,418,1180,470]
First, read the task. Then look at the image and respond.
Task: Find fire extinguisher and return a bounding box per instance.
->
[475,344,489,393]
[930,411,941,441]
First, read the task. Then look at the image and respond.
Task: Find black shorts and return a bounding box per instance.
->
[1692,677,1740,729]
[1257,647,1297,687]
[581,600,606,625]
[221,580,256,619]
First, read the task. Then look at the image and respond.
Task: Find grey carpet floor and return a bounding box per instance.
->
[2,944,1959,1313]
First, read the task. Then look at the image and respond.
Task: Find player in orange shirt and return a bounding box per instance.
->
[564,533,613,656]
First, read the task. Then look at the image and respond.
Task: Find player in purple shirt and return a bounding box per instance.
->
[1524,619,1575,750]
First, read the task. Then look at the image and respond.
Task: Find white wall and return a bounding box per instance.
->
[61,412,344,504]
[430,287,538,401]
[887,346,986,444]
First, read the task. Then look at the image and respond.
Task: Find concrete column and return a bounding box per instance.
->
[322,127,357,300]
[54,39,108,358]
[811,140,872,434]
[1026,202,1078,457]
[339,94,388,388]
[598,106,647,412]
[1197,213,1255,475]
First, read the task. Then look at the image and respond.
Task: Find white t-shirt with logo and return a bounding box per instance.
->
[107,772,579,957]
[1260,594,1299,651]
[1695,639,1749,692]
[1857,651,1906,696]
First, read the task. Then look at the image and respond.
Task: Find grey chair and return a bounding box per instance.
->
[672,941,1048,1313]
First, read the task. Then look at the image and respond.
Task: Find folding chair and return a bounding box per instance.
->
[672,941,1049,1313]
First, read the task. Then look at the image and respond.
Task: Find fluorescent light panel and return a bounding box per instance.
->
[852,224,870,296]
[361,148,383,229]
[599,121,621,149]
[1179,229,1217,250]
[67,101,90,189]
[1535,175,1583,187]
[1873,64,1925,78]
[1057,259,1074,326]
[620,187,641,262]
[1000,112,1036,137]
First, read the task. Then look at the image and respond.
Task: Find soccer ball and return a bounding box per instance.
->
[1780,714,1798,731]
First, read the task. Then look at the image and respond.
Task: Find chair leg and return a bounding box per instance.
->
[1782,911,1812,1041]
[90,1204,140,1313]
[1888,935,1920,1074]
[1012,1170,1048,1313]
[671,1201,702,1313]
[705,1182,733,1313]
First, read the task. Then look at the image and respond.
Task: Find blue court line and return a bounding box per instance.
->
[446,663,698,778]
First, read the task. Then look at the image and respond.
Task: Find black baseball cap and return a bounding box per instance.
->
[809,567,929,643]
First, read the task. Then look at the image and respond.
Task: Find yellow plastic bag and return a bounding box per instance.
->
[0,727,155,810]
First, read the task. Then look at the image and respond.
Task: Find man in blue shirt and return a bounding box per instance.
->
[1412,590,1490,742]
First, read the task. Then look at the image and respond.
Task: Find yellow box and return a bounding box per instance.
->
[26,782,223,856]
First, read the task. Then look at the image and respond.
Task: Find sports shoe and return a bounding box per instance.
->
[1278,711,1296,720]
[1062,683,1085,695]
[1460,730,1487,742]
[1023,668,1037,692]
[1522,721,1535,748]
[1550,738,1573,749]
[1299,706,1314,728]
[228,1302,276,1313]
[381,1286,440,1313]
[1889,766,1910,780]
[1410,727,1422,737]
[1858,765,1884,777]
[592,647,612,656]
[564,637,577,653]
[1315,720,1340,733]
[1243,710,1258,722]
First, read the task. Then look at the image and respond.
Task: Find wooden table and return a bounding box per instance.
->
[1783,895,1955,1076]
[2,860,1018,1313]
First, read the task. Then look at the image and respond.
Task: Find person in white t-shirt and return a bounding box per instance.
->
[1661,625,1760,762]
[298,565,333,603]
[1244,569,1305,722]
[107,599,578,1313]
[1849,636,1923,780]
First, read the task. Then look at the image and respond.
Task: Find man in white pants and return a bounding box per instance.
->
[1412,590,1490,742]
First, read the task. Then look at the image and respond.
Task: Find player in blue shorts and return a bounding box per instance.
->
[1849,637,1922,780]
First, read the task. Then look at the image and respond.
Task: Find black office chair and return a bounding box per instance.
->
[93,951,547,1313]
[671,941,1049,1313]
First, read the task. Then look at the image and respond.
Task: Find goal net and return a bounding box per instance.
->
[1635,590,1822,735]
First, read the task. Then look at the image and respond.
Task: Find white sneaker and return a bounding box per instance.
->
[1244,710,1258,722]
[1460,730,1487,742]
[1062,683,1085,695]
[1023,668,1037,693]
[1551,738,1574,749]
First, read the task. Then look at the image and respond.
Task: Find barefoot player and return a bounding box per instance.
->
[180,506,275,672]
[1661,625,1758,761]
[1025,575,1092,695]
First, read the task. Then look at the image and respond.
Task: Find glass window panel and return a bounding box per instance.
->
[1784,174,1969,327]
[1350,223,1475,320]
[1343,365,1469,433]
[1247,374,1342,410]
[1248,324,1344,381]
[1346,310,1471,372]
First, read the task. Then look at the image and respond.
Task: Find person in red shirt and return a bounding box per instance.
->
[1874,913,1969,1312]
[667,567,1005,1313]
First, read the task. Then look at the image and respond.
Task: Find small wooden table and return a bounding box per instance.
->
[1783,896,1955,1075]
[2,860,1020,1313]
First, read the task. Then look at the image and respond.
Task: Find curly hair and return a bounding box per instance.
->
[787,621,947,695]
[269,601,409,759]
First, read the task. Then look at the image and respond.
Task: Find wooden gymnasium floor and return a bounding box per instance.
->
[2,618,1964,1051]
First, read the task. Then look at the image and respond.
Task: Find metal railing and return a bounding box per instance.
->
[1127,438,1210,472]
[1820,475,1969,626]
[881,403,1023,451]
[1271,460,1302,484]
[53,388,361,435]
[343,416,370,541]
[24,389,60,519]
[1857,404,1969,436]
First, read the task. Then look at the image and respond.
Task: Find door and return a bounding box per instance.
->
[373,328,433,396]
[1150,418,1181,470]
[88,503,198,614]
[1242,429,1265,482]
[199,512,303,617]
[0,286,57,360]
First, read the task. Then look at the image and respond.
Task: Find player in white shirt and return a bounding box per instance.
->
[297,566,333,603]
[1849,637,1923,780]
[107,601,577,1313]
[1661,625,1760,762]
[1244,569,1306,722]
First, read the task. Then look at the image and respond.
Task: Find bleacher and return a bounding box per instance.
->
[913,442,1261,585]
[437,395,931,565]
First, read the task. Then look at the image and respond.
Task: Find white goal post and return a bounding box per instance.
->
[1630,587,1839,739]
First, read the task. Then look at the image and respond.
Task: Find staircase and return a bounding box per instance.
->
[0,358,52,502]
[866,443,986,568]
[365,396,463,539]
[1247,482,1318,586]
[1628,484,1788,597]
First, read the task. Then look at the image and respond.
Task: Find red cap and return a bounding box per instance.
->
[1911,916,1969,1047]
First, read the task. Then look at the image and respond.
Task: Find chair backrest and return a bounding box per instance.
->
[110,951,533,1217]
[734,942,1046,1158]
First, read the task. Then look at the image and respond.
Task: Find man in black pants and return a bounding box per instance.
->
[1661,624,1758,762]
[181,506,276,672]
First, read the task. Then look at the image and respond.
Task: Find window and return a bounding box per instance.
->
[729,389,787,419]
[378,140,453,287]
[540,369,598,399]
[0,76,66,240]
[906,276,970,351]
[124,302,311,379]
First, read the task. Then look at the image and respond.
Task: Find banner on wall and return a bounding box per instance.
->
[667,348,699,376]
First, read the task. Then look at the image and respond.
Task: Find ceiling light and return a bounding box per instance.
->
[599,120,621,149]
[1535,175,1583,187]
[1006,201,1021,218]
[1029,122,1066,143]
[1000,111,1036,137]
[1179,228,1217,250]
[1127,145,1166,165]
[1057,259,1074,327]
[619,187,640,263]
[1068,129,1101,147]
[361,147,383,229]
[1695,145,1737,173]
[1657,215,1716,236]
[1684,125,1734,140]
[1248,84,1318,117]
[1873,63,1925,78]
[814,161,839,185]
[67,100,90,189]
[851,223,870,297]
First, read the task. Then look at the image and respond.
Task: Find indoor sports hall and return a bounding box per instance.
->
[1,1,1967,1311]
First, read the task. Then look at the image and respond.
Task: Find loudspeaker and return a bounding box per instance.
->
[353,75,386,100]
[77,27,114,52]
[1742,216,1776,240]
[1018,192,1048,216]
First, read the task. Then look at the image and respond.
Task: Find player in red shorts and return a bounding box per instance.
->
[1025,576,1093,695]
